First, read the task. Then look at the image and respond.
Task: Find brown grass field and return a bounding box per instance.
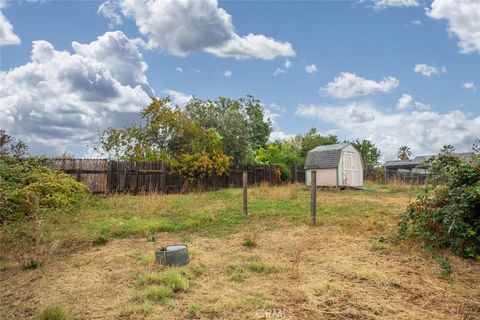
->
[1,183,479,319]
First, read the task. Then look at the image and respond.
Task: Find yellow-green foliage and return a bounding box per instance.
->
[0,156,90,222]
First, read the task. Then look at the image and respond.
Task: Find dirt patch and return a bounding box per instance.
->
[2,221,479,319]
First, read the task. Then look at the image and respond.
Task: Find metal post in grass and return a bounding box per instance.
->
[243,171,248,216]
[310,170,316,226]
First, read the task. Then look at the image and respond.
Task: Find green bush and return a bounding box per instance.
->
[399,152,480,258]
[0,156,90,223]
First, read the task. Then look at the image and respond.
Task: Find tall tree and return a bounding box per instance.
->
[184,95,272,166]
[351,139,381,168]
[397,145,412,160]
[0,130,27,157]
[299,128,339,159]
[440,144,455,154]
[98,98,231,182]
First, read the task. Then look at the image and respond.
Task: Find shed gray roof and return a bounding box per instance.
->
[304,143,351,169]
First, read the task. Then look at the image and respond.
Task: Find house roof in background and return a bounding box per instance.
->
[384,152,475,170]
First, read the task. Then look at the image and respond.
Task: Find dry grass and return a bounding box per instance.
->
[1,184,479,319]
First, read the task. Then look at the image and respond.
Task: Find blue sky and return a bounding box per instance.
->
[0,0,479,159]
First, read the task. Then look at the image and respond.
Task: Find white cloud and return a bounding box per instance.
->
[223,70,232,77]
[105,0,295,60]
[427,0,480,54]
[175,67,183,72]
[297,102,376,124]
[305,64,318,74]
[411,20,422,26]
[273,59,292,76]
[206,33,295,60]
[372,0,419,10]
[463,81,476,90]
[414,63,447,77]
[320,72,399,99]
[97,0,123,27]
[0,31,151,155]
[0,0,20,45]
[163,89,192,106]
[396,94,430,110]
[262,105,294,141]
[270,103,286,113]
[296,102,480,159]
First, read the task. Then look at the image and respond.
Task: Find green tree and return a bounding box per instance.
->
[184,95,272,166]
[98,98,232,183]
[440,144,455,154]
[397,145,412,160]
[0,130,27,157]
[299,128,339,160]
[350,139,381,169]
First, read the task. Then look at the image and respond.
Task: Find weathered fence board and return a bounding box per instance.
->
[52,159,306,194]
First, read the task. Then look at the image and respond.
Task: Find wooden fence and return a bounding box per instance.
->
[52,159,306,194]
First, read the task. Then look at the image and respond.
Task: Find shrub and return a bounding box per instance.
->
[0,156,90,223]
[399,152,480,258]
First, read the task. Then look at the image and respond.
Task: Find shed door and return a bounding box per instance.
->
[343,152,361,186]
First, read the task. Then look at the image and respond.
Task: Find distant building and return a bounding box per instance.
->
[304,143,363,187]
[384,152,475,173]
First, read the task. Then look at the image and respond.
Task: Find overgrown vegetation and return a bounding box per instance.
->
[0,156,90,223]
[34,305,69,320]
[400,151,480,259]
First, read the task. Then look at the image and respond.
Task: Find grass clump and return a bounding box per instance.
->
[118,302,153,318]
[23,259,43,270]
[242,237,256,248]
[134,285,173,303]
[190,263,206,277]
[436,257,452,279]
[126,251,153,265]
[138,270,189,292]
[34,305,68,320]
[226,262,247,282]
[247,259,277,274]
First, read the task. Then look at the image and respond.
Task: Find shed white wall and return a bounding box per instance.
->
[339,145,363,187]
[305,168,337,187]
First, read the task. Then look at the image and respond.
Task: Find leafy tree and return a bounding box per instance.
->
[185,95,272,166]
[299,128,339,160]
[0,130,27,157]
[440,144,455,154]
[397,145,412,160]
[351,139,381,169]
[98,98,232,183]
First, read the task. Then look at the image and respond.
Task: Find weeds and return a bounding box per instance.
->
[226,262,247,282]
[190,263,206,277]
[118,302,153,318]
[23,259,43,270]
[436,257,452,279]
[34,305,68,320]
[247,259,277,274]
[133,285,173,303]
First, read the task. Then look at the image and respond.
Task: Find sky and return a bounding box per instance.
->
[0,0,479,160]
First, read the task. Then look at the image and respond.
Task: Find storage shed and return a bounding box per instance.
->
[305,143,363,187]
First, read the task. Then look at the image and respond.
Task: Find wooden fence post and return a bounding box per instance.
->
[294,165,298,183]
[134,165,139,195]
[310,171,316,226]
[124,166,128,193]
[243,171,248,216]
